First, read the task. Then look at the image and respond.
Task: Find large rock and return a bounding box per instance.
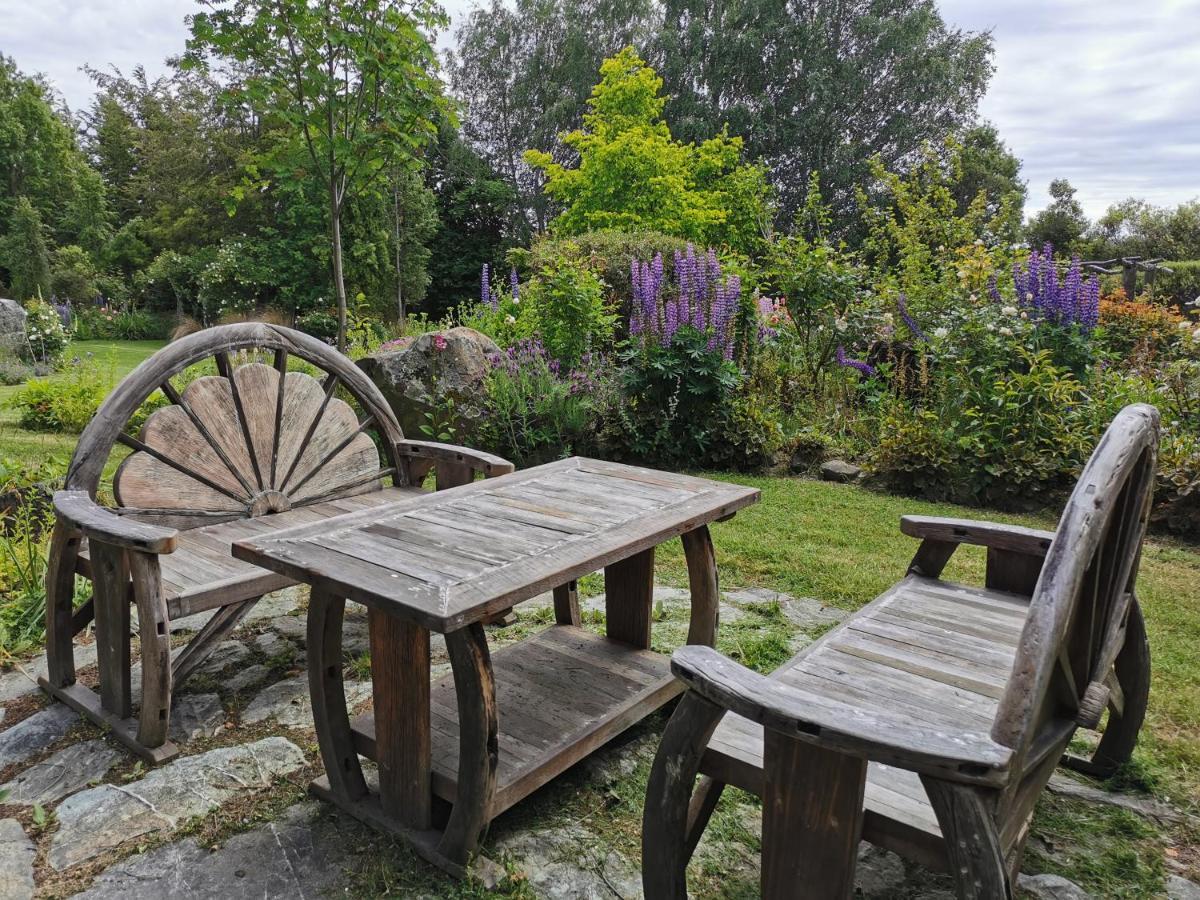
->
[0,299,27,358]
[358,327,500,438]
[0,819,34,900]
[48,736,306,870]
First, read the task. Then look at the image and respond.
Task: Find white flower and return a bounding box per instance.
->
[834,317,848,333]
[985,323,996,332]
[933,326,949,339]
[1001,305,1018,317]
[1179,321,1192,330]
[973,239,984,246]
[505,314,516,324]
[1020,311,1029,320]
[999,326,1014,336]
[882,312,894,323]
[968,293,978,302]
[1025,292,1034,302]
[512,297,520,304]
[1193,328,1200,342]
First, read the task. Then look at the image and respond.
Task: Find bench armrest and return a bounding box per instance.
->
[900,516,1054,556]
[394,440,515,478]
[671,645,1012,784]
[54,490,178,554]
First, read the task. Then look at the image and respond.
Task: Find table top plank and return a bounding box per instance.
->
[234,457,759,631]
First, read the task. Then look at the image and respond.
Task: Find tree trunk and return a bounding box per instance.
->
[394,180,405,328]
[330,192,348,353]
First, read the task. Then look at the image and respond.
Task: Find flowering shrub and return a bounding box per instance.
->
[1096,291,1189,363]
[72,304,164,341]
[478,338,612,467]
[1008,245,1100,329]
[523,252,615,367]
[629,244,741,358]
[22,299,68,364]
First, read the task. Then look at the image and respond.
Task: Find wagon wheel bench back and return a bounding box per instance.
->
[642,403,1159,900]
[233,456,759,880]
[42,323,514,762]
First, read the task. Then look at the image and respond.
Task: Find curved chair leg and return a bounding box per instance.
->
[921,777,1010,900]
[44,523,82,688]
[1063,599,1150,778]
[438,622,498,864]
[308,587,368,801]
[129,553,172,748]
[643,691,726,900]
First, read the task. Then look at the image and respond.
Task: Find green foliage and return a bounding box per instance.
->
[1026,178,1089,253]
[478,341,610,467]
[1155,260,1200,308]
[9,358,109,432]
[22,299,68,364]
[0,455,64,494]
[616,326,740,467]
[0,501,82,661]
[49,245,99,302]
[1086,198,1200,262]
[0,357,35,386]
[522,249,616,367]
[296,310,340,343]
[72,305,166,341]
[525,48,774,256]
[655,0,994,225]
[2,197,51,300]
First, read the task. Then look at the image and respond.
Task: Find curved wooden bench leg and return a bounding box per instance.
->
[1063,599,1151,778]
[643,691,725,899]
[130,553,172,748]
[44,523,82,688]
[438,622,497,864]
[308,588,368,801]
[920,777,1010,900]
[682,525,719,647]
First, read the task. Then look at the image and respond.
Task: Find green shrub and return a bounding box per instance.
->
[0,456,65,494]
[616,327,739,467]
[0,356,35,386]
[22,299,68,364]
[9,366,109,433]
[72,304,167,340]
[296,309,339,342]
[523,249,616,367]
[49,245,99,303]
[1155,260,1200,308]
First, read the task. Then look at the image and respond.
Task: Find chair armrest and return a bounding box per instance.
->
[671,645,1012,784]
[394,440,515,477]
[900,516,1054,556]
[54,490,178,554]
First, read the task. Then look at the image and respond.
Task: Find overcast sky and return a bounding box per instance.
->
[1,0,1197,218]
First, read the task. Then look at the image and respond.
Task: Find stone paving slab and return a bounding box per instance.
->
[0,819,34,900]
[0,705,79,770]
[72,802,364,900]
[0,645,98,704]
[168,694,225,742]
[0,740,122,807]
[49,736,307,870]
[241,675,370,729]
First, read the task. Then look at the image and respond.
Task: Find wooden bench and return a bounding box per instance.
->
[642,404,1159,899]
[41,323,513,762]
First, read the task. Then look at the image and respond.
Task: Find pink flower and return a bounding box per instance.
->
[432,334,448,352]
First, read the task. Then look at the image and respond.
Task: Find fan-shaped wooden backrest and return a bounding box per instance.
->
[68,323,406,527]
[993,404,1159,771]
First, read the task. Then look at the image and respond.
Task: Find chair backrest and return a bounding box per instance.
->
[68,323,407,528]
[992,404,1159,774]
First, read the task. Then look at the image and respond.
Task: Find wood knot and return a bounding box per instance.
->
[248,490,292,517]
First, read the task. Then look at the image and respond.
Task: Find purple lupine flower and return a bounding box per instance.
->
[988,274,1004,306]
[896,294,928,343]
[510,267,520,303]
[836,345,876,377]
[481,264,495,309]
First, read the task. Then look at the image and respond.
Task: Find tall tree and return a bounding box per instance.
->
[425,123,520,316]
[654,0,993,226]
[953,123,1026,234]
[449,0,658,231]
[388,167,438,324]
[2,197,51,300]
[187,0,450,349]
[1026,178,1088,253]
[525,48,773,256]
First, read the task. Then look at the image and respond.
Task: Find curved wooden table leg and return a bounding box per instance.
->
[130,553,172,748]
[308,587,367,800]
[438,622,498,864]
[682,525,719,647]
[643,691,725,899]
[44,523,82,688]
[1063,599,1151,778]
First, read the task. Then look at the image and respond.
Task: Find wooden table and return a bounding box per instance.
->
[233,456,759,879]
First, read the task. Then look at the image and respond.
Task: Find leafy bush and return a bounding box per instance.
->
[0,356,35,386]
[0,456,65,494]
[523,250,616,367]
[22,299,68,364]
[478,339,612,467]
[616,327,740,467]
[1156,260,1200,308]
[49,245,99,302]
[0,501,76,660]
[72,304,167,340]
[1097,292,1187,363]
[296,309,339,342]
[9,363,109,433]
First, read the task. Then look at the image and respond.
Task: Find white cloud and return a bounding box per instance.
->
[2,0,1196,218]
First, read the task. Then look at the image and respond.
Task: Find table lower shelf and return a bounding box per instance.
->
[351,624,680,816]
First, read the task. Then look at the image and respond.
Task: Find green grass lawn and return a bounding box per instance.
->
[0,340,166,469]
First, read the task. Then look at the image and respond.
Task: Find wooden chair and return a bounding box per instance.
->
[642,404,1159,899]
[41,323,513,762]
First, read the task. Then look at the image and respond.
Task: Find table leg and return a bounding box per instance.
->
[369,606,431,829]
[761,731,867,900]
[605,547,655,649]
[437,622,498,864]
[681,525,719,647]
[308,588,367,801]
[553,580,581,626]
